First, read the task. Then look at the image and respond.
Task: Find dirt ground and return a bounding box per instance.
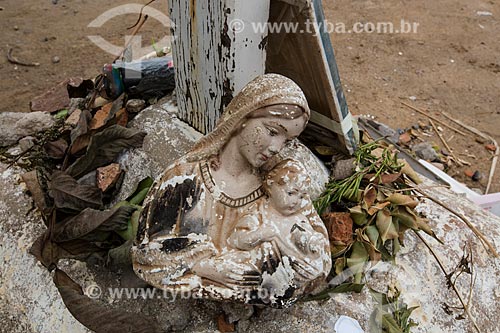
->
[1,0,499,192]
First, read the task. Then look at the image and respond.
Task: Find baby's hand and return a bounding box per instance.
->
[290,222,311,252]
[290,222,324,255]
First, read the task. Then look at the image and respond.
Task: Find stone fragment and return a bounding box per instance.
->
[68,98,85,114]
[89,104,112,130]
[398,132,412,145]
[322,212,354,244]
[485,144,496,152]
[19,136,35,152]
[332,158,356,180]
[96,163,123,192]
[65,109,82,127]
[0,112,55,147]
[30,77,83,112]
[464,169,474,178]
[412,142,438,161]
[430,162,445,171]
[441,148,450,156]
[126,99,146,114]
[77,170,97,187]
[472,170,482,181]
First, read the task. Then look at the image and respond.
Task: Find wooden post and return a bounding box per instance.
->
[168,0,270,134]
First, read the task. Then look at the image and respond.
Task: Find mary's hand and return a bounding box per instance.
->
[191,257,261,288]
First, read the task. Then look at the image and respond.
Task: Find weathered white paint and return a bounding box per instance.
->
[168,0,269,134]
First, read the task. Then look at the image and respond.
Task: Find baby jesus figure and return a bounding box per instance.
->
[227,159,328,303]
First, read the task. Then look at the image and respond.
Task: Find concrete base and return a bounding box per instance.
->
[1,97,499,332]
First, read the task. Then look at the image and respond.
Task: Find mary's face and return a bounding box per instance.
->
[236,110,306,168]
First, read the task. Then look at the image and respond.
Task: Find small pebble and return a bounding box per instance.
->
[0,7,4,11]
[485,143,496,151]
[476,11,493,16]
[464,170,474,178]
[412,124,420,130]
[126,99,146,114]
[441,148,450,156]
[431,162,445,171]
[472,171,482,181]
[52,56,60,64]
[409,96,417,101]
[13,25,19,31]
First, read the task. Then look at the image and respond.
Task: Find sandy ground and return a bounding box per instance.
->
[0,0,498,192]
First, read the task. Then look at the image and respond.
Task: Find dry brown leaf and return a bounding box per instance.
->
[48,171,103,212]
[21,170,50,216]
[217,314,235,333]
[116,108,128,127]
[53,269,161,333]
[44,139,68,160]
[66,125,146,179]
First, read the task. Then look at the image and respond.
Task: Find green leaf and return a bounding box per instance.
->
[382,314,404,333]
[369,288,389,305]
[391,206,418,229]
[55,109,69,119]
[116,209,141,241]
[393,238,401,255]
[334,257,346,275]
[126,177,154,205]
[376,209,399,243]
[107,239,133,266]
[66,125,146,179]
[365,225,380,246]
[349,205,368,226]
[346,241,369,284]
[325,283,365,293]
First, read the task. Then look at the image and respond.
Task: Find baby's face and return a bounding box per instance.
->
[268,181,307,216]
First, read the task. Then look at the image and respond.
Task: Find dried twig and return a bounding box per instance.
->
[414,232,481,333]
[381,184,450,192]
[441,112,498,194]
[7,48,40,67]
[414,187,499,258]
[429,119,470,166]
[114,14,149,62]
[401,102,469,137]
[127,0,157,29]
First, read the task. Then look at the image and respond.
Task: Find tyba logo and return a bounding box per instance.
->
[87,4,173,58]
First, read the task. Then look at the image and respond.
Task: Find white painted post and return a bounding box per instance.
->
[168,0,270,134]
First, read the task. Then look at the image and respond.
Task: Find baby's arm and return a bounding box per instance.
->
[228,215,277,250]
